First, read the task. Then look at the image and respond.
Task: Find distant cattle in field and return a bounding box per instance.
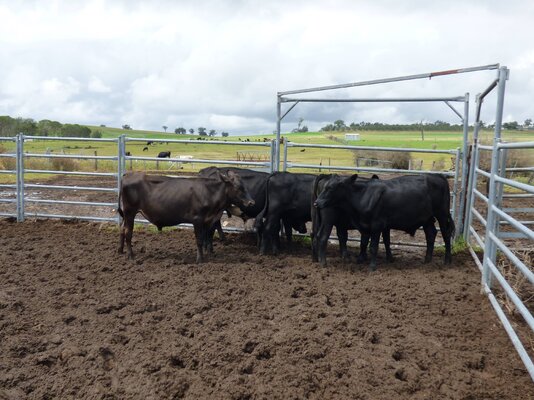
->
[157,151,171,158]
[147,141,154,146]
[125,151,131,156]
[142,147,148,151]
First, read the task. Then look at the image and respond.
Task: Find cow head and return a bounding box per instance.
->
[219,170,255,208]
[314,174,357,209]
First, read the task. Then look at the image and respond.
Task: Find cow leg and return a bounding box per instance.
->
[194,224,206,263]
[283,219,293,244]
[357,233,370,263]
[318,222,334,267]
[215,220,226,242]
[369,232,380,271]
[382,229,394,262]
[337,227,349,262]
[423,222,438,263]
[263,215,281,255]
[122,212,136,260]
[437,216,453,264]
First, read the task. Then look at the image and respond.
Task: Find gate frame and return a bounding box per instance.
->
[274,64,503,237]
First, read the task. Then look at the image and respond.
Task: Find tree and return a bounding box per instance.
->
[208,129,216,137]
[221,131,229,137]
[122,124,132,130]
[198,127,207,136]
[162,125,168,132]
[175,127,186,134]
[90,129,102,138]
[334,120,346,131]
[503,121,519,130]
[189,128,195,135]
[61,124,91,138]
[524,118,532,128]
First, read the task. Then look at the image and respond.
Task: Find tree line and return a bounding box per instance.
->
[319,119,533,132]
[0,116,98,138]
[170,127,229,137]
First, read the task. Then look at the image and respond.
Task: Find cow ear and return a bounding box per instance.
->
[218,171,231,183]
[350,174,358,182]
[371,174,379,180]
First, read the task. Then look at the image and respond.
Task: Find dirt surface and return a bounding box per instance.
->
[1,219,533,400]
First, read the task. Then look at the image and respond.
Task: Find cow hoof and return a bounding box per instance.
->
[356,256,367,264]
[118,248,124,254]
[386,256,395,263]
[424,256,432,264]
[444,256,452,265]
[369,264,377,272]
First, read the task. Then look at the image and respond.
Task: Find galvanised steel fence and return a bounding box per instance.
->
[0,134,275,224]
[465,139,534,381]
[463,66,534,381]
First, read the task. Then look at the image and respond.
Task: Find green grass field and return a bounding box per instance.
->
[1,127,533,183]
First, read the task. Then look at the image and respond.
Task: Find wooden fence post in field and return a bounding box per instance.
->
[94,151,98,170]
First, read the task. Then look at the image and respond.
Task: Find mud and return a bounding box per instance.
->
[0,219,533,399]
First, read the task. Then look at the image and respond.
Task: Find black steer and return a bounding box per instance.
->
[117,171,254,263]
[311,174,392,267]
[157,151,171,158]
[198,167,306,248]
[255,172,316,255]
[314,174,454,270]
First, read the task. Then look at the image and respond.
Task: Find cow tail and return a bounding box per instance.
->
[311,175,324,237]
[254,173,273,234]
[117,181,124,219]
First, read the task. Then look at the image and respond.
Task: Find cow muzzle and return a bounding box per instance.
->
[243,199,255,207]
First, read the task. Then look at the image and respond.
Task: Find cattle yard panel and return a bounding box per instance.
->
[0,135,276,224]
[463,66,534,381]
[283,141,461,236]
[0,136,18,219]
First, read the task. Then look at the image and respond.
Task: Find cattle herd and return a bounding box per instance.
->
[117,167,455,270]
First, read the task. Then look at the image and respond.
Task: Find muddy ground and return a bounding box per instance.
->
[1,219,533,400]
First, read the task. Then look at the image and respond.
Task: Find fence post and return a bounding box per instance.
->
[283,140,288,171]
[94,151,98,170]
[457,93,470,237]
[16,133,25,222]
[451,148,461,228]
[117,135,125,204]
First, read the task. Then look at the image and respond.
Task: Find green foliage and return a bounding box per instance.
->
[90,129,102,138]
[221,131,229,137]
[175,127,186,134]
[122,124,132,130]
[502,121,519,130]
[61,124,91,138]
[321,120,466,132]
[208,129,216,137]
[198,127,207,136]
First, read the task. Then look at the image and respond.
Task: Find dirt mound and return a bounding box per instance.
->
[0,219,532,399]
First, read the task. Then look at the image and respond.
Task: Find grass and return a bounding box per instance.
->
[1,127,533,182]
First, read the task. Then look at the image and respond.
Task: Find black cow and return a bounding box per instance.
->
[117,171,254,263]
[142,147,149,151]
[200,167,309,249]
[311,174,392,267]
[125,151,131,156]
[157,151,171,158]
[314,174,455,270]
[255,172,316,255]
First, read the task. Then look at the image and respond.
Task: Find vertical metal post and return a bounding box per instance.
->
[283,140,289,171]
[275,95,281,172]
[15,134,25,222]
[451,147,461,226]
[117,135,125,201]
[269,140,275,173]
[464,95,481,242]
[482,66,509,289]
[457,94,470,236]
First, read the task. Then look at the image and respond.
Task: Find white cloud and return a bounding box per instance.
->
[0,0,533,133]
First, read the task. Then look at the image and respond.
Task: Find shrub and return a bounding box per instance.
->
[353,150,411,170]
[90,129,102,138]
[51,157,78,171]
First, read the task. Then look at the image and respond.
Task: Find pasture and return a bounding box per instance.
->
[1,128,533,183]
[1,219,533,399]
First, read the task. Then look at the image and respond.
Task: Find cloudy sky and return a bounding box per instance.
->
[1,0,533,134]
